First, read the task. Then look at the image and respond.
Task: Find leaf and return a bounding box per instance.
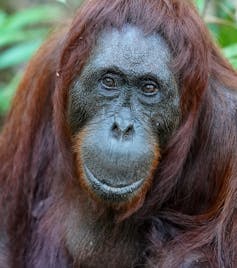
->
[0,40,43,69]
[57,0,67,3]
[195,0,205,14]
[0,73,22,113]
[1,5,62,31]
[0,29,48,47]
[229,59,237,69]
[0,10,7,25]
[223,44,237,58]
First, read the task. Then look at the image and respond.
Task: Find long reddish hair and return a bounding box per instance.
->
[1,0,237,267]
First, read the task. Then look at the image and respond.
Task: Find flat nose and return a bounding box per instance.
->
[111,110,134,139]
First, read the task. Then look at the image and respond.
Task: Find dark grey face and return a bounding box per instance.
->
[69,25,180,204]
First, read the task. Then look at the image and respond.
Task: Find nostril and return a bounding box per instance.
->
[111,121,134,139]
[112,122,119,132]
[111,122,121,137]
[124,124,134,138]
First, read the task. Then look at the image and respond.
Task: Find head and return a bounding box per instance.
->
[54,0,211,216]
[67,25,180,212]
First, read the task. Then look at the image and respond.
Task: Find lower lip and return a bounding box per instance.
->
[84,165,144,199]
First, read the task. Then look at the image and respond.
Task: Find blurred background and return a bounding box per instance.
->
[0,0,237,126]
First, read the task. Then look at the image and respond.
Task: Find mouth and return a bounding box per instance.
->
[84,165,144,201]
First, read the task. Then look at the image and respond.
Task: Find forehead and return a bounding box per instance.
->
[83,25,172,79]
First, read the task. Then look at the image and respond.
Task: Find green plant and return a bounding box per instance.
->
[195,0,237,67]
[0,1,236,116]
[0,5,63,114]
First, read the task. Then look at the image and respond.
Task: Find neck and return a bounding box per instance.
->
[63,189,146,267]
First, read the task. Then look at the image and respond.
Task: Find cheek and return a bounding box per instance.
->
[150,98,181,145]
[68,85,98,133]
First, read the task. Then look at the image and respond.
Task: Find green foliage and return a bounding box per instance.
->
[0,41,43,70]
[0,4,63,114]
[195,0,237,68]
[0,1,236,116]
[0,73,21,113]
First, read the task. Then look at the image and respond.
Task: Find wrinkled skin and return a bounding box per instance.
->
[68,25,180,205]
